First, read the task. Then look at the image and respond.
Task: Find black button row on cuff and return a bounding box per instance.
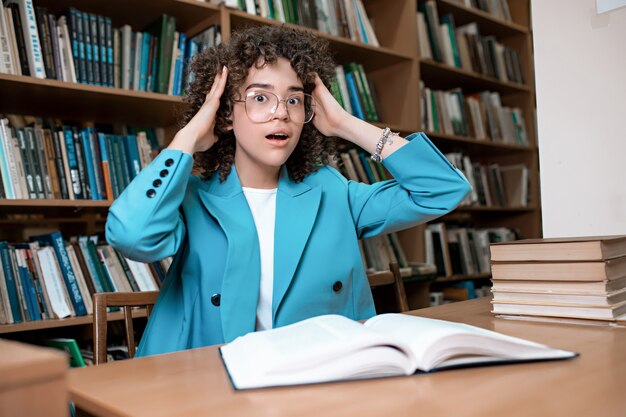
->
[146,158,174,198]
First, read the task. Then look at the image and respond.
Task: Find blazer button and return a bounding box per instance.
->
[165,158,174,167]
[332,281,343,293]
[146,189,156,198]
[211,294,221,307]
[160,169,169,178]
[153,179,162,188]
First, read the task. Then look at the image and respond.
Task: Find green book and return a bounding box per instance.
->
[144,14,177,94]
[45,338,86,368]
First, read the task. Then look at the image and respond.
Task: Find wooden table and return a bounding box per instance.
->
[69,297,626,417]
[0,339,68,417]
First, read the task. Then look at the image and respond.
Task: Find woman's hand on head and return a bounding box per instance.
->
[310,74,353,138]
[169,66,228,155]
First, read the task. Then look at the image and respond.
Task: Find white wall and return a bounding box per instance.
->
[532,0,626,237]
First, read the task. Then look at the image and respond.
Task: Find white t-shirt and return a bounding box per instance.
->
[242,187,277,331]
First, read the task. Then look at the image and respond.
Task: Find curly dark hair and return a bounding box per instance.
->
[181,25,338,183]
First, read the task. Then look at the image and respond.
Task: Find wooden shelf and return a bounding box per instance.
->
[420,59,530,94]
[228,9,414,71]
[0,199,111,215]
[0,309,148,334]
[0,73,185,126]
[436,0,529,37]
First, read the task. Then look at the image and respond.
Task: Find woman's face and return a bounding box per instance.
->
[230,57,305,179]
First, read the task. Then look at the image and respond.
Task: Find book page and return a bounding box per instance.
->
[220,314,414,389]
[364,314,575,371]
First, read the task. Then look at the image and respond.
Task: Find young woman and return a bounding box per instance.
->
[106,25,471,356]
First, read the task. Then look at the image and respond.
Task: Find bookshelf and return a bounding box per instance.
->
[0,0,540,336]
[409,0,540,302]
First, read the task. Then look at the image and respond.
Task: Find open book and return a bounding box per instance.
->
[219,313,576,390]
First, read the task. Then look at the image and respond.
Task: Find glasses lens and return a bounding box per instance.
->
[245,91,278,123]
[245,91,316,124]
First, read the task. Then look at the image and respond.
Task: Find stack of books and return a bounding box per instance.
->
[489,235,626,321]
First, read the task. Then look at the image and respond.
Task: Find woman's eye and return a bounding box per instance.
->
[287,97,301,105]
[253,94,268,103]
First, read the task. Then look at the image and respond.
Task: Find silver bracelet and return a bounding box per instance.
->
[370,127,397,163]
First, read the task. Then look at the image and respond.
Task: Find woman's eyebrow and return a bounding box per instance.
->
[245,83,304,92]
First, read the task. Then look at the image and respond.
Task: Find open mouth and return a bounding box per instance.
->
[266,133,289,140]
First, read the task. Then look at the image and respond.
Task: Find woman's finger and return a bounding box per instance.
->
[205,67,223,101]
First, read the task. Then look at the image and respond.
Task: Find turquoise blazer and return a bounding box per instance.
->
[106,133,471,356]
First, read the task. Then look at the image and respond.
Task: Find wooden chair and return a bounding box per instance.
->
[93,291,159,365]
[368,262,410,312]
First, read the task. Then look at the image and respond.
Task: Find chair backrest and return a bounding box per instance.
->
[93,291,159,365]
[367,262,409,312]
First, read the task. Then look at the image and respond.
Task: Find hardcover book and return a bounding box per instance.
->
[220,313,576,390]
[490,235,626,262]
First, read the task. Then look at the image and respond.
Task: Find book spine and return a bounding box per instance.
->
[7,3,30,76]
[62,126,82,199]
[0,6,16,75]
[105,17,113,87]
[14,127,36,199]
[47,14,63,82]
[77,239,105,293]
[33,126,52,198]
[80,129,97,200]
[49,126,69,199]
[344,72,365,120]
[34,6,55,79]
[67,8,84,83]
[88,13,101,86]
[33,231,87,316]
[97,14,108,86]
[0,242,23,322]
[25,127,45,198]
[15,0,46,78]
[97,132,113,200]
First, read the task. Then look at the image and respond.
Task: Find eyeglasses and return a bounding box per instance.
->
[234,90,316,124]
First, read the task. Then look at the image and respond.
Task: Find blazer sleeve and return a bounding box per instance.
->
[348,132,472,239]
[105,149,193,263]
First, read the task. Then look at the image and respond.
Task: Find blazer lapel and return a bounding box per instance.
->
[272,166,321,322]
[197,168,260,342]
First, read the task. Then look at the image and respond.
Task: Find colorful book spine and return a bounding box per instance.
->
[80,129,98,200]
[344,72,365,120]
[62,126,82,199]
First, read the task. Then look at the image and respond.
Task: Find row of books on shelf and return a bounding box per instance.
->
[421,84,529,145]
[426,222,516,277]
[0,230,170,325]
[335,145,529,210]
[489,235,626,321]
[330,63,380,122]
[0,115,163,200]
[218,0,380,46]
[444,152,529,208]
[359,232,411,276]
[0,1,220,95]
[418,2,524,84]
[333,148,390,185]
